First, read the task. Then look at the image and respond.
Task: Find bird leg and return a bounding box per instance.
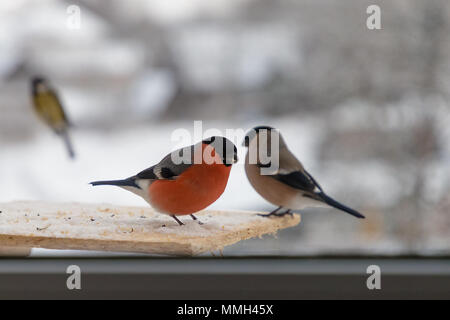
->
[190,214,204,225]
[171,215,184,226]
[258,206,282,217]
[258,207,294,218]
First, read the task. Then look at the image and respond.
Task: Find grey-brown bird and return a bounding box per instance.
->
[243,126,364,219]
[31,76,75,159]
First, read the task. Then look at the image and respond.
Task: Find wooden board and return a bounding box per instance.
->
[0,201,300,256]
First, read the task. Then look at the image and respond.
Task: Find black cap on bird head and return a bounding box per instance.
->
[202,136,238,166]
[242,125,278,147]
[31,76,48,94]
[31,76,46,86]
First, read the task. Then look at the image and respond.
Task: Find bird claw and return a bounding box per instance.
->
[258,211,293,218]
[257,213,273,218]
[190,214,203,225]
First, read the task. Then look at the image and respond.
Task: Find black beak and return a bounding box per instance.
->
[242,136,249,147]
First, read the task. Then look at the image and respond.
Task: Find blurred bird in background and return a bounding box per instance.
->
[243,126,365,219]
[30,77,75,159]
[90,136,238,225]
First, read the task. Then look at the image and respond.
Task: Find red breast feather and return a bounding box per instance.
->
[148,144,232,215]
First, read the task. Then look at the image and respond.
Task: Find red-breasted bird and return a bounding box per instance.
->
[243,126,365,219]
[90,136,238,225]
[31,77,75,159]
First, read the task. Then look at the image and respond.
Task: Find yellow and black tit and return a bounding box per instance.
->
[31,77,75,159]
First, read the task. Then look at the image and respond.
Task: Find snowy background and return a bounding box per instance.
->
[0,0,449,256]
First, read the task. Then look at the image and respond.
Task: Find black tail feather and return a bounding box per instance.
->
[61,130,75,159]
[90,178,140,189]
[318,192,365,219]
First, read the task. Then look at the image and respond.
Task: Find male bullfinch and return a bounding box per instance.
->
[243,126,365,219]
[90,136,238,225]
[31,77,75,159]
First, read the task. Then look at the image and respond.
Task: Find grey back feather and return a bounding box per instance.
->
[135,143,199,180]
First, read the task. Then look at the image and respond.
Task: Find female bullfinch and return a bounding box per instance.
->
[90,136,238,225]
[243,126,365,219]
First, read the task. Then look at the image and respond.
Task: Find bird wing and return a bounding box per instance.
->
[254,145,365,218]
[268,155,365,218]
[274,169,322,194]
[33,89,69,131]
[258,147,322,194]
[53,91,71,126]
[135,144,196,181]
